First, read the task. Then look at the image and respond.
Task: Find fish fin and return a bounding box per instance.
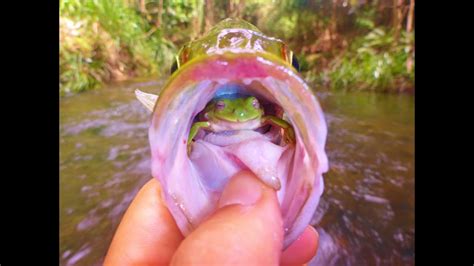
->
[135,89,158,112]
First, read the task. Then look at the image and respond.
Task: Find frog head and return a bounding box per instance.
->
[204,96,264,123]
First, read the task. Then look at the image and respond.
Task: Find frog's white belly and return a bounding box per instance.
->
[208,118,262,131]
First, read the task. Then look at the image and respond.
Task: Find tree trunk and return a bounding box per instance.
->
[406,0,414,73]
[376,0,384,23]
[330,0,339,48]
[226,0,231,17]
[406,0,414,33]
[155,0,163,28]
[191,0,205,38]
[203,0,215,33]
[238,0,246,17]
[227,0,245,18]
[392,0,398,28]
[227,0,235,17]
[139,0,146,14]
[393,0,405,42]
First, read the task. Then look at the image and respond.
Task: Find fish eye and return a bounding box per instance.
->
[216,100,226,110]
[170,58,178,74]
[291,54,300,72]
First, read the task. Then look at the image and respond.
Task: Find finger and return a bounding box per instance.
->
[104,178,184,266]
[280,226,319,266]
[170,170,283,265]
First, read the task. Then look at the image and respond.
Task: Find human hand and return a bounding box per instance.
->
[104,170,319,265]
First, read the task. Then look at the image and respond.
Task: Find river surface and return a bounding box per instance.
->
[60,77,414,266]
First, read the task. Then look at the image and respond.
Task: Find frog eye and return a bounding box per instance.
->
[251,98,260,109]
[216,100,226,110]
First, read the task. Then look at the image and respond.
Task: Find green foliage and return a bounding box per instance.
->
[59,0,414,94]
[60,0,176,94]
[318,28,414,92]
[268,13,298,40]
[355,8,376,30]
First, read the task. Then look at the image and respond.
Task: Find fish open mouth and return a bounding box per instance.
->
[147,52,328,248]
[188,79,298,192]
[192,81,285,141]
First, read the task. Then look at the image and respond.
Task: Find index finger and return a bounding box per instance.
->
[104,178,184,266]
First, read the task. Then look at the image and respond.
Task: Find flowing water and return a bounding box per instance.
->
[60,78,414,266]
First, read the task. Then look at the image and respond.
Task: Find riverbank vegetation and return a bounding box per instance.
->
[60,0,414,95]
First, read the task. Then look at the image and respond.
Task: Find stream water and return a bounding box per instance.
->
[60,77,414,265]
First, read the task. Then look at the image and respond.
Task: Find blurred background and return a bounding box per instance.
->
[60,0,414,265]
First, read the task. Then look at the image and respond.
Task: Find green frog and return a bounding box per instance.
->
[188,95,295,154]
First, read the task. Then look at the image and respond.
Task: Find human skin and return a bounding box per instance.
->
[104,171,319,265]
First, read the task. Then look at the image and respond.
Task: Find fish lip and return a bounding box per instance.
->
[166,50,302,87]
[181,48,293,69]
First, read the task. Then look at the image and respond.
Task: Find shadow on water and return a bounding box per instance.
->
[60,79,414,266]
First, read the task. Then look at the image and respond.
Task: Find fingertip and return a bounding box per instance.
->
[218,170,264,208]
[280,226,319,266]
[171,171,284,265]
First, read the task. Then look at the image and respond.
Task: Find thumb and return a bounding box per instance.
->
[170,170,283,265]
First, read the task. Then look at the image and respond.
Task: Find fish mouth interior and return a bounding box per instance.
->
[149,55,328,250]
[191,79,288,145]
[186,78,296,193]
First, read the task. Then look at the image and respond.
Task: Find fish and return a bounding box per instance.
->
[135,18,328,248]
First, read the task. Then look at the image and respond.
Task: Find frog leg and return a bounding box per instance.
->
[188,121,211,154]
[262,116,295,144]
